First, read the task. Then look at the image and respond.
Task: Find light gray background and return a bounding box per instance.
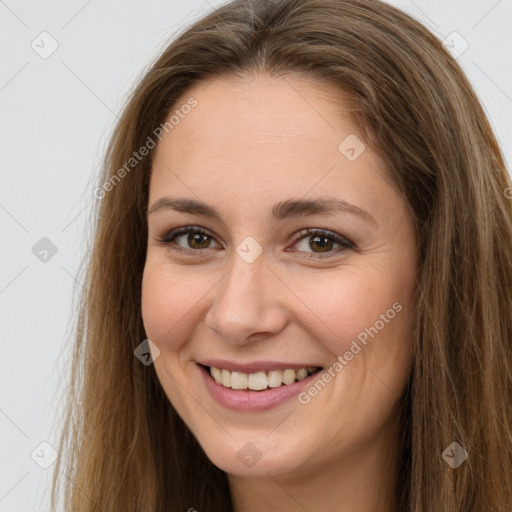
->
[1,1,511,510]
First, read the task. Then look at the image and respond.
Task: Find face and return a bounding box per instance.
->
[141,73,417,479]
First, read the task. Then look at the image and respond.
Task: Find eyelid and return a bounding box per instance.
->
[285,228,355,259]
[155,225,356,257]
[156,225,220,249]
[289,228,354,248]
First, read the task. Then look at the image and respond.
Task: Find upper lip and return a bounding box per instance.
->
[197,359,323,374]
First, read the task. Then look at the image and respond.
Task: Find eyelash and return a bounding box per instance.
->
[155,225,356,259]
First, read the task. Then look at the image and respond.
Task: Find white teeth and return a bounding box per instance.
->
[210,367,222,384]
[208,365,319,391]
[230,371,248,389]
[248,371,268,390]
[282,369,296,385]
[267,370,282,388]
[221,369,231,387]
[296,368,308,380]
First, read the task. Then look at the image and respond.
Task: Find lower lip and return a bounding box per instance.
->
[198,364,320,412]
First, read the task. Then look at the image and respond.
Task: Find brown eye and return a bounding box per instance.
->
[157,226,221,252]
[186,233,212,249]
[289,228,355,259]
[308,235,334,253]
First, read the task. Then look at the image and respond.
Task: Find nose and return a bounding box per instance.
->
[205,249,288,345]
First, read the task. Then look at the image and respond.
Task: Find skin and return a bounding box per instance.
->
[141,72,418,512]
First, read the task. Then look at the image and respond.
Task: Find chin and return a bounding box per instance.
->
[196,430,312,478]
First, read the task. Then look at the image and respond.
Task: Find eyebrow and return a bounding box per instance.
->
[148,196,377,226]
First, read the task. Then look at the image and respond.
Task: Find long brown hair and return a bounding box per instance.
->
[51,1,512,510]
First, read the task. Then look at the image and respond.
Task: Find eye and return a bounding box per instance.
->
[155,225,355,259]
[156,226,221,253]
[287,228,355,259]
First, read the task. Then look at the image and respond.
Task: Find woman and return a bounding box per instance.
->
[51,0,512,510]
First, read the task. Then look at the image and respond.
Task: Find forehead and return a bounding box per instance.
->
[157,72,360,156]
[149,73,394,220]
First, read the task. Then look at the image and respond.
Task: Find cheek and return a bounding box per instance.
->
[286,267,399,352]
[141,262,201,351]
[292,263,414,396]
[294,269,413,438]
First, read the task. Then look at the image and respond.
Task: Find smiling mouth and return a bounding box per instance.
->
[200,364,323,392]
